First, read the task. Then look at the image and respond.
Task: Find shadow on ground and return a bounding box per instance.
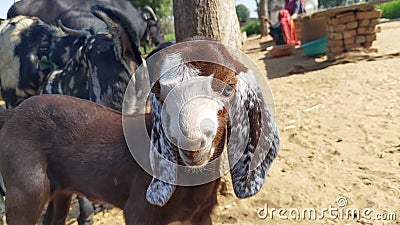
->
[263,46,331,79]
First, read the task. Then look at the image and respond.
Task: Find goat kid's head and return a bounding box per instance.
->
[145,38,280,206]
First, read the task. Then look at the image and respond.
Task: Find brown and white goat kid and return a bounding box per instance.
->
[141,38,279,207]
[0,39,279,225]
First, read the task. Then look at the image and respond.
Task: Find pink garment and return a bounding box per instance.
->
[279,9,300,45]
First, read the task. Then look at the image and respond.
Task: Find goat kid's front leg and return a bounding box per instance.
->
[42,191,72,225]
[183,211,212,225]
[5,177,50,225]
[170,214,212,225]
[122,195,166,225]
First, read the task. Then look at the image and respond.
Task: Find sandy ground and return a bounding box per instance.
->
[211,19,400,225]
[2,19,398,225]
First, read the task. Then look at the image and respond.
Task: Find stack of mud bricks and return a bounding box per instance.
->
[294,19,303,43]
[327,6,381,59]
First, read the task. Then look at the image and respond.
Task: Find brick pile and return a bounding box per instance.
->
[327,6,381,58]
[294,19,303,43]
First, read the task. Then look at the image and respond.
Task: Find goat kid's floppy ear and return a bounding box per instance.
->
[146,94,177,206]
[227,69,280,198]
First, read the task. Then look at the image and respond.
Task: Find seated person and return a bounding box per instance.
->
[264,10,300,46]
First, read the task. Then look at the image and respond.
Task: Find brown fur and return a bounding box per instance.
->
[0,94,219,225]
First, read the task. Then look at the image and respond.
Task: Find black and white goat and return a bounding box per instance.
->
[0,38,279,225]
[0,5,146,112]
[0,16,62,108]
[7,0,165,52]
[42,5,148,113]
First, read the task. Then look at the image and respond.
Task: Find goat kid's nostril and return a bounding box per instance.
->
[200,118,216,138]
[203,130,215,139]
[179,137,208,150]
[199,139,207,149]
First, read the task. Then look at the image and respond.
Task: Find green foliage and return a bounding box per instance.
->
[140,45,155,54]
[318,0,345,8]
[129,0,173,19]
[39,56,59,70]
[376,0,400,19]
[236,4,250,22]
[241,20,261,35]
[140,33,175,55]
[164,33,176,41]
[160,17,175,35]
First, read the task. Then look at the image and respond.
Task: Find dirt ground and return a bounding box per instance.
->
[20,19,398,225]
[211,19,400,225]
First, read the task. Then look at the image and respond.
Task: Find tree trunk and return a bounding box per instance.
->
[259,0,269,37]
[173,0,242,49]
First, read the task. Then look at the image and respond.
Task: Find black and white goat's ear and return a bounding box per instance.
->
[146,94,177,206]
[91,4,143,65]
[227,69,280,198]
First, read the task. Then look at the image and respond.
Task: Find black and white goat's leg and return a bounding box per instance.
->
[76,196,94,225]
[0,176,5,225]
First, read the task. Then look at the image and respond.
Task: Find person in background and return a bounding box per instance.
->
[285,0,306,18]
[263,9,300,46]
[278,9,300,45]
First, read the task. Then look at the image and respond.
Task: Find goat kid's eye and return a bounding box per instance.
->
[221,85,234,98]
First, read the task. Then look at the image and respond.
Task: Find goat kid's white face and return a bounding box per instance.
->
[155,55,234,167]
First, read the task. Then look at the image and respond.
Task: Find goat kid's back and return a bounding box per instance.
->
[0,95,219,225]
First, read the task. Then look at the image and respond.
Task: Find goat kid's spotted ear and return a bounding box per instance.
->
[227,70,280,199]
[146,178,175,206]
[146,94,177,206]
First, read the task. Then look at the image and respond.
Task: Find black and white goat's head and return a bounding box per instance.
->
[144,37,280,206]
[142,6,164,47]
[42,5,145,112]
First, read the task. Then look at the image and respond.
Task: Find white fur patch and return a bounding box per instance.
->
[162,79,223,148]
[42,70,63,94]
[158,53,233,152]
[0,16,37,91]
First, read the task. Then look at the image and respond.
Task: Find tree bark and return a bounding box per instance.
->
[259,0,269,37]
[173,0,242,49]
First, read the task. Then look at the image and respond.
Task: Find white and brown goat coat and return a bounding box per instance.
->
[144,38,280,206]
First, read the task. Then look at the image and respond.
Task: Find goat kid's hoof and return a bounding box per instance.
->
[77,217,94,225]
